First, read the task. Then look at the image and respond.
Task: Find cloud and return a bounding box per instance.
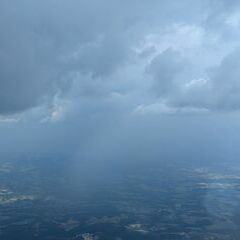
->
[0,0,139,115]
[211,49,240,110]
[1,0,240,122]
[146,49,186,96]
[155,48,240,112]
[0,1,221,113]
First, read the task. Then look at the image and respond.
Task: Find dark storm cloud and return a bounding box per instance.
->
[0,0,228,116]
[1,0,240,119]
[0,0,137,114]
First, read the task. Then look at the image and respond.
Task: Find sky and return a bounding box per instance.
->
[1,0,240,164]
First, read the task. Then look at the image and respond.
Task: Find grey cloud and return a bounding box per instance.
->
[178,49,240,112]
[66,34,129,78]
[146,49,186,96]
[211,49,240,110]
[0,0,137,114]
[144,47,240,113]
[1,0,240,118]
[0,0,222,115]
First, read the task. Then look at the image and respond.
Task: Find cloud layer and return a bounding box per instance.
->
[1,0,240,120]
[1,1,240,162]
